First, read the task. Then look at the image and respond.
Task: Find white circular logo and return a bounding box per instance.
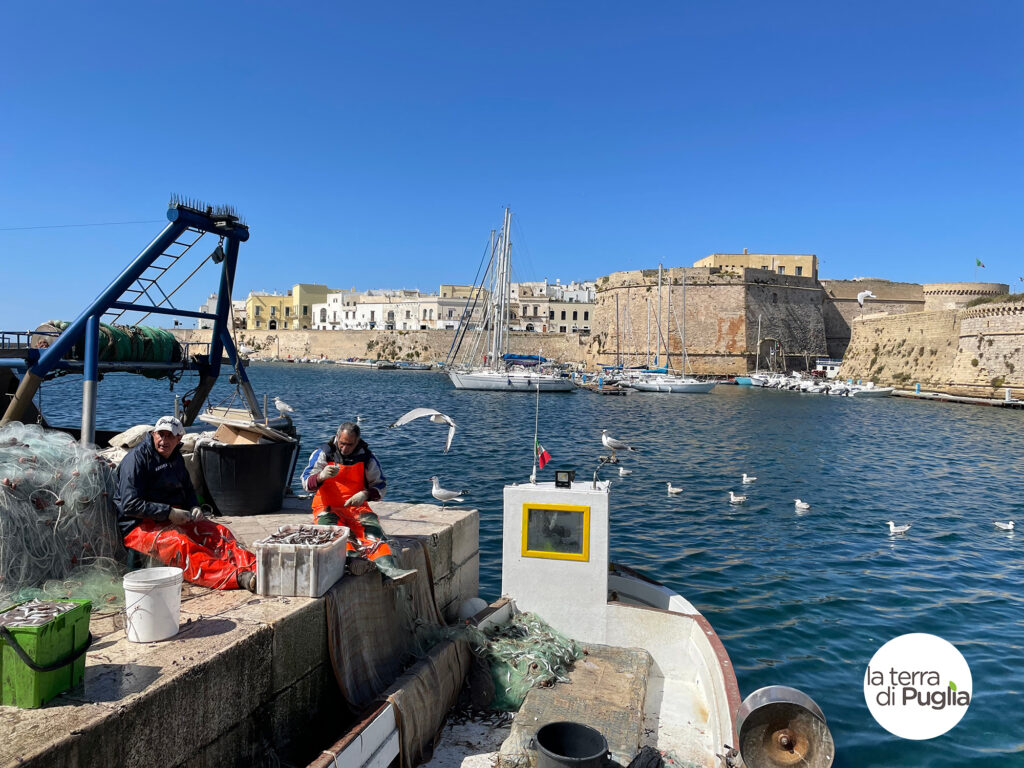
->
[864,633,972,740]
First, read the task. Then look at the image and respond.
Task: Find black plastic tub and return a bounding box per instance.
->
[535,722,608,768]
[199,440,299,516]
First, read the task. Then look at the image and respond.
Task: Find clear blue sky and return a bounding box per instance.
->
[2,2,1021,328]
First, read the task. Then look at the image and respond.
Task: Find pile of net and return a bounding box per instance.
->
[0,422,125,612]
[475,611,582,711]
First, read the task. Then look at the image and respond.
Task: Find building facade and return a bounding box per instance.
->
[693,251,818,280]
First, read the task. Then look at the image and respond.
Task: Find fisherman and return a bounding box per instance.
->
[301,421,416,584]
[113,415,258,592]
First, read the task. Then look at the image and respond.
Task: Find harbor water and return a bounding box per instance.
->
[40,363,1023,767]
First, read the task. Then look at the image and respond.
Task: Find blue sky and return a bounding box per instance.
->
[2,2,1021,328]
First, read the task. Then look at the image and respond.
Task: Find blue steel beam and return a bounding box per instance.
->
[107,303,218,321]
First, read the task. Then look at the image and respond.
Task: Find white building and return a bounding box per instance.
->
[196,293,247,329]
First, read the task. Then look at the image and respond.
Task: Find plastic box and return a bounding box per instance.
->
[0,599,92,708]
[254,524,349,597]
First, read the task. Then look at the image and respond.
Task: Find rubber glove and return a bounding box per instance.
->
[318,463,340,483]
[345,490,369,507]
[169,507,193,525]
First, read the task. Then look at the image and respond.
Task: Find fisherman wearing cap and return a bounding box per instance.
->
[114,415,258,592]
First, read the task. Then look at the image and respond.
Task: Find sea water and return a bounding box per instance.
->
[40,364,1023,767]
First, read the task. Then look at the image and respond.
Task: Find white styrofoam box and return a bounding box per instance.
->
[254,524,349,598]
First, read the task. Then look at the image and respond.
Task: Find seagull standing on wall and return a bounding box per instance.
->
[429,476,468,508]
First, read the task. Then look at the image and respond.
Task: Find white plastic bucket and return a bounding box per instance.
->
[123,567,184,643]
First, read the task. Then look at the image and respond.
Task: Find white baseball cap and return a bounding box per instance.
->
[153,415,185,436]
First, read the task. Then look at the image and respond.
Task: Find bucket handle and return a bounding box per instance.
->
[0,626,94,672]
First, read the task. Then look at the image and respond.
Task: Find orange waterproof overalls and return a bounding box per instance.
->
[311,461,393,563]
[124,518,256,590]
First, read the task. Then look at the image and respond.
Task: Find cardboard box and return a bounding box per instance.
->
[213,423,263,445]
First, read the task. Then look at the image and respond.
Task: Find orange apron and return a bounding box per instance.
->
[311,461,393,561]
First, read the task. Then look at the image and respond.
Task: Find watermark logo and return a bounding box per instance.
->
[864,633,972,740]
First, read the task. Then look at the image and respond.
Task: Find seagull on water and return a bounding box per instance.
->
[857,290,877,308]
[729,491,747,504]
[273,397,295,415]
[429,476,468,507]
[887,520,911,535]
[666,482,682,495]
[794,499,811,510]
[742,473,757,484]
[356,414,365,424]
[389,408,457,453]
[994,520,1015,531]
[618,466,633,477]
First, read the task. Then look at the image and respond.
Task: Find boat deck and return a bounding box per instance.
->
[0,499,479,768]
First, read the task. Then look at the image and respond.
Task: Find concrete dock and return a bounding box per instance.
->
[0,499,479,768]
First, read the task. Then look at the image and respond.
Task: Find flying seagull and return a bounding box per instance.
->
[389,408,457,453]
[618,466,633,476]
[729,491,747,504]
[794,499,811,510]
[429,476,468,507]
[887,520,911,535]
[742,473,757,484]
[666,482,682,495]
[857,290,877,308]
[994,520,1015,531]
[273,397,295,415]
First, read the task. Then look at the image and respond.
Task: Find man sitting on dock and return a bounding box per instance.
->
[114,415,258,592]
[301,421,416,584]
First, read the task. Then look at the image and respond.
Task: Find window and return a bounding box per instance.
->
[270,306,276,316]
[406,310,411,319]
[255,306,261,316]
[777,266,785,275]
[572,311,578,321]
[302,305,309,316]
[255,320,261,328]
[795,266,803,276]
[285,306,291,317]
[561,310,566,320]
[283,322,288,329]
[584,311,589,321]
[370,311,375,321]
[559,325,567,333]
[319,309,327,322]
[549,310,555,319]
[533,305,539,316]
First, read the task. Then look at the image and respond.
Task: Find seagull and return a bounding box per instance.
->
[273,397,295,415]
[886,520,911,535]
[356,414,365,424]
[794,499,811,510]
[729,491,747,504]
[389,408,457,453]
[429,476,468,507]
[742,473,757,484]
[618,466,633,476]
[994,520,1015,531]
[857,290,877,308]
[666,482,682,495]
[601,430,638,461]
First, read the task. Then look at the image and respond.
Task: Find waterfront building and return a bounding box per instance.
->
[693,251,818,280]
[196,293,247,329]
[246,284,343,330]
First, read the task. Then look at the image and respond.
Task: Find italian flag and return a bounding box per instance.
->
[976,259,985,268]
[536,440,551,470]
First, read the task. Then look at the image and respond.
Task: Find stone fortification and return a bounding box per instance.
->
[591,267,827,373]
[922,282,1008,312]
[172,328,590,367]
[819,279,924,359]
[839,301,1024,397]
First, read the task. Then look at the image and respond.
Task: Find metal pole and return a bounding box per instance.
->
[615,293,620,367]
[80,314,99,445]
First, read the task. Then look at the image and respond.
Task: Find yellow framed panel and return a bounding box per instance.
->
[521,503,591,561]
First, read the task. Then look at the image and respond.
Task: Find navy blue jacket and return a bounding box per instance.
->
[114,436,197,536]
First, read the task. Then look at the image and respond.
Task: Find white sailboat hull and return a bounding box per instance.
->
[448,370,574,391]
[631,376,717,394]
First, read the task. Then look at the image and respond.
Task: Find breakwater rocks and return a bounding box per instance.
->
[172,328,591,367]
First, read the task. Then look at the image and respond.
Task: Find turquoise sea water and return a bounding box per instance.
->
[41,363,1023,767]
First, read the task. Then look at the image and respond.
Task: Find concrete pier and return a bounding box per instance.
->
[0,499,479,768]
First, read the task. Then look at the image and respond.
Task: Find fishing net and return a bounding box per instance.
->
[0,423,126,612]
[476,611,582,711]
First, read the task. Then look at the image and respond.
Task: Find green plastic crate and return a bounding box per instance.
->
[0,600,92,708]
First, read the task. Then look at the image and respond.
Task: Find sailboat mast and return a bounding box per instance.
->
[665,271,672,371]
[657,264,663,366]
[682,269,687,373]
[501,207,512,359]
[755,314,762,374]
[646,297,650,368]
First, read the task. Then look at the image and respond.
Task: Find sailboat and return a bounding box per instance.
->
[446,208,574,392]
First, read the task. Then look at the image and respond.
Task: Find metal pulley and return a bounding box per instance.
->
[734,686,834,768]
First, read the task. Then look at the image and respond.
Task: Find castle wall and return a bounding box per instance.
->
[922,282,1008,312]
[838,303,1024,397]
[819,280,925,359]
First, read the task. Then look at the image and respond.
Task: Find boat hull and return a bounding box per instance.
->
[632,378,717,393]
[448,370,574,391]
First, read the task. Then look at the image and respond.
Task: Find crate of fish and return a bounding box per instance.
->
[0,599,92,708]
[253,524,350,598]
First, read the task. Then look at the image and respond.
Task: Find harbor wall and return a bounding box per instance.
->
[838,303,1024,397]
[819,279,925,359]
[172,328,592,367]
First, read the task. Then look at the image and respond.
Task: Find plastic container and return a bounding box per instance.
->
[199,441,299,515]
[123,567,184,643]
[254,524,349,597]
[0,599,92,708]
[535,722,609,768]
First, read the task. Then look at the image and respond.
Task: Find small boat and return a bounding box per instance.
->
[849,382,894,397]
[631,374,717,393]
